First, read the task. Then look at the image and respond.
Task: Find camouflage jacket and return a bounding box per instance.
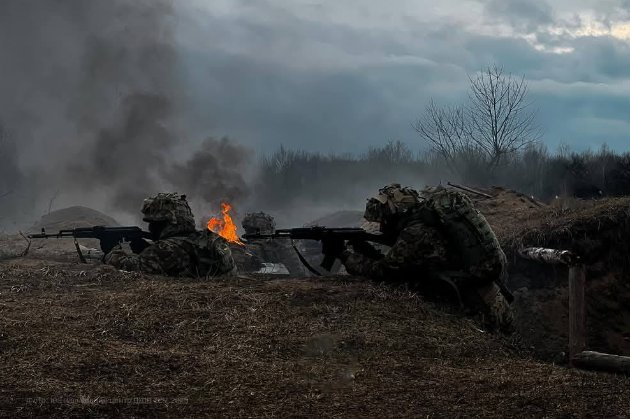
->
[104,230,235,278]
[341,219,513,332]
[342,221,449,279]
[342,188,513,332]
[345,189,506,283]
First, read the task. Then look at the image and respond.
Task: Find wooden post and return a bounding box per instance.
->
[519,247,586,367]
[572,351,630,374]
[569,264,586,364]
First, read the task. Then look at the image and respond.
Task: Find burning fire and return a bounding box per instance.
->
[207,202,244,245]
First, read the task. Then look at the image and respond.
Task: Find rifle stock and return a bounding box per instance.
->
[28,226,152,254]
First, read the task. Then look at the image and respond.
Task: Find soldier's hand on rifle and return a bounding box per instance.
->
[319,238,347,270]
[100,240,118,254]
[129,238,151,254]
[321,238,345,257]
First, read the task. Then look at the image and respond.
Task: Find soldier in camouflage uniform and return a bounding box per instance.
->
[241,212,307,275]
[340,184,513,332]
[104,193,235,277]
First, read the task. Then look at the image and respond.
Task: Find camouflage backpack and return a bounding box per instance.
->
[185,230,235,277]
[421,186,506,284]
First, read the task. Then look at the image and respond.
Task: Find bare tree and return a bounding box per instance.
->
[468,65,540,167]
[413,100,473,173]
[414,65,540,173]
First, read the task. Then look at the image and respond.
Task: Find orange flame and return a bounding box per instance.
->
[207,202,244,245]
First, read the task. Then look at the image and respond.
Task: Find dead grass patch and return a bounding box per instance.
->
[0,260,629,417]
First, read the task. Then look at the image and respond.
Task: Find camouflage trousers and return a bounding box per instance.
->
[432,272,513,333]
[474,282,514,333]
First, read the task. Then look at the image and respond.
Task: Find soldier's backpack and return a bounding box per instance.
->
[421,187,507,286]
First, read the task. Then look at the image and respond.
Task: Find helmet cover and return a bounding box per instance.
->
[363,183,422,223]
[242,212,276,235]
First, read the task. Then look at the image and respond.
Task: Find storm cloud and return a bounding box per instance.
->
[482,0,554,32]
[177,0,630,156]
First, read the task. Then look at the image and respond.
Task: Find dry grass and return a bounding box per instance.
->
[462,188,630,260]
[0,260,629,417]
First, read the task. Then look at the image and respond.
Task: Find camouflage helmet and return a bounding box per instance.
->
[141,193,196,237]
[364,183,422,223]
[242,212,276,235]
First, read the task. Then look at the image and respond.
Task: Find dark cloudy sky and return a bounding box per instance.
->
[175,0,630,154]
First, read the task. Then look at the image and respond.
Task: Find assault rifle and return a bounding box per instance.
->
[28,226,152,262]
[242,226,394,273]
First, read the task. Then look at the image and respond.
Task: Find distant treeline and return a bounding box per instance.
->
[253,141,630,209]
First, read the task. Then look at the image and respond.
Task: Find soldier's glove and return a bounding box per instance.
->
[348,240,383,260]
[129,238,151,254]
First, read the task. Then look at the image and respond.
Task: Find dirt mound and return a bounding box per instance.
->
[456,187,630,360]
[501,196,630,260]
[436,185,630,359]
[0,207,121,263]
[502,197,630,359]
[32,206,120,232]
[447,186,548,241]
[1,260,629,417]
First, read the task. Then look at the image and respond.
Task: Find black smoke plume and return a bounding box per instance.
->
[0,1,252,228]
[166,137,252,210]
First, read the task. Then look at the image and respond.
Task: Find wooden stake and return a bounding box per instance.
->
[569,264,586,364]
[572,351,630,374]
[518,247,577,265]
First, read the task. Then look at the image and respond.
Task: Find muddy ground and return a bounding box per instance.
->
[1,246,630,417]
[1,201,630,416]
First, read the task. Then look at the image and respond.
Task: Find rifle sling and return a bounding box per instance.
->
[74,238,87,264]
[290,240,323,277]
